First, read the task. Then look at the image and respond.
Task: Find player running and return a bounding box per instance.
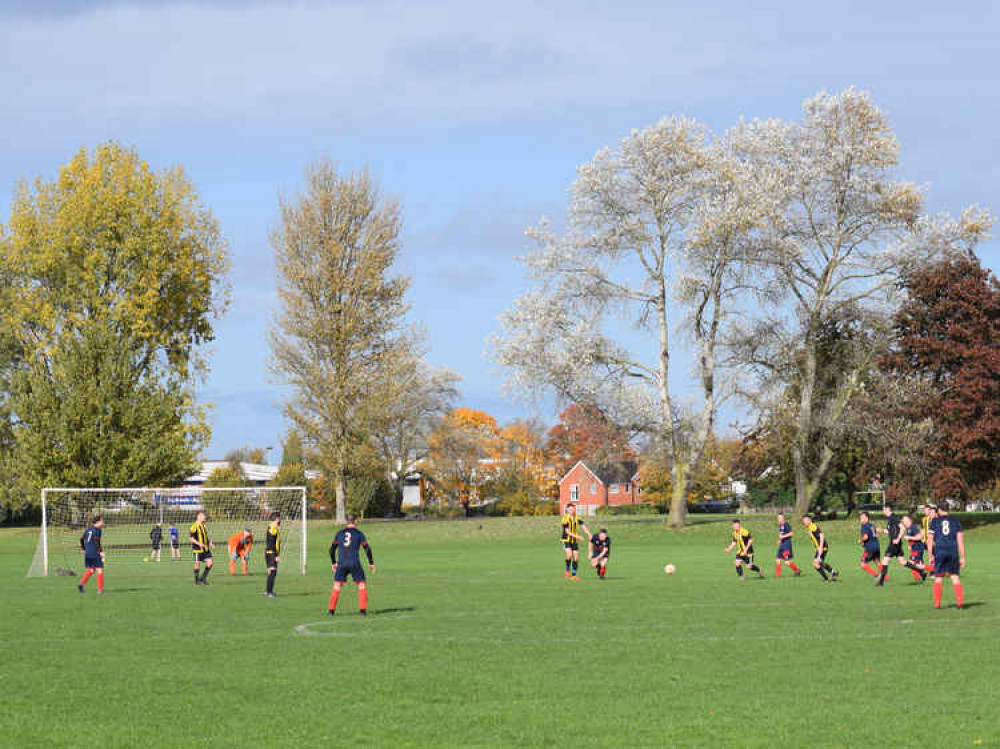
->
[723,519,764,580]
[264,513,281,598]
[858,511,881,581]
[876,505,903,585]
[149,523,163,562]
[227,527,254,576]
[169,523,181,560]
[190,511,214,585]
[78,515,106,594]
[588,528,611,579]
[918,504,937,574]
[328,515,376,617]
[774,512,802,577]
[560,504,591,581]
[928,505,967,610]
[901,515,928,582]
[802,515,839,582]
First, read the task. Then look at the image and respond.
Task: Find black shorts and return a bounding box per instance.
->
[193,550,212,563]
[334,562,365,583]
[736,553,755,565]
[592,551,609,563]
[813,548,828,562]
[265,552,278,570]
[934,552,961,576]
[562,540,578,552]
[170,541,179,549]
[151,543,161,551]
[777,544,793,560]
[84,556,104,569]
[861,549,880,563]
[885,543,903,558]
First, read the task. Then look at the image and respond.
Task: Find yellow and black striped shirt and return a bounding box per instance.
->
[732,528,753,555]
[806,522,827,551]
[921,515,931,545]
[266,522,280,555]
[561,513,582,542]
[190,521,209,552]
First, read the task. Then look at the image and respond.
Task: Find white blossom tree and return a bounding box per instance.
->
[730,88,992,515]
[492,118,761,527]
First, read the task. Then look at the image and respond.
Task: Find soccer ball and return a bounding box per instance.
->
[143,557,150,563]
[664,563,676,575]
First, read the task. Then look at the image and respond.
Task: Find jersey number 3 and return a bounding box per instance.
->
[343,532,352,547]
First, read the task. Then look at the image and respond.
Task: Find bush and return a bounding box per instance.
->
[594,504,659,516]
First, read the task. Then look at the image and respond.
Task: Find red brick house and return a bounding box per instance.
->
[558,460,641,515]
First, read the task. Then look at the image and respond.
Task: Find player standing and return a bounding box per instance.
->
[264,513,281,598]
[900,515,928,581]
[189,511,214,585]
[802,515,839,581]
[774,512,802,577]
[588,528,611,579]
[560,504,591,581]
[227,527,254,576]
[328,514,376,617]
[927,505,966,610]
[149,522,163,563]
[723,519,764,580]
[169,523,181,560]
[77,515,106,594]
[876,505,903,585]
[858,511,881,581]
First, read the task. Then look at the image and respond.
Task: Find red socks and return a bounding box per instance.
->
[359,587,369,612]
[80,570,94,586]
[775,563,782,577]
[241,562,248,575]
[328,588,340,612]
[789,562,801,574]
[862,563,878,577]
[96,571,104,593]
[933,579,943,608]
[954,582,964,608]
[911,569,922,581]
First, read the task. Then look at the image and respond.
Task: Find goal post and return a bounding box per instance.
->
[29,486,308,578]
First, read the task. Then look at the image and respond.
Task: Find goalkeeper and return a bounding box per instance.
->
[227,528,254,576]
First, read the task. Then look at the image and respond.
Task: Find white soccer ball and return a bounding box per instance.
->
[664,563,676,575]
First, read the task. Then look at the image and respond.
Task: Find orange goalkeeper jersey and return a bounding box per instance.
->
[227,531,253,555]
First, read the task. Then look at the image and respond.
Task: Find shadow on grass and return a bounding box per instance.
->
[370,606,417,616]
[959,601,986,609]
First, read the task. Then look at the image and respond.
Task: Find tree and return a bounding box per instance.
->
[370,356,460,512]
[426,408,502,512]
[883,253,1000,499]
[546,404,635,477]
[269,160,412,523]
[493,117,759,527]
[0,142,228,499]
[731,89,990,515]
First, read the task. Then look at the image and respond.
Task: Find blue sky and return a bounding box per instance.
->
[2,1,998,459]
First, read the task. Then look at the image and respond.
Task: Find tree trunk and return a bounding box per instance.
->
[334,463,347,523]
[667,462,689,528]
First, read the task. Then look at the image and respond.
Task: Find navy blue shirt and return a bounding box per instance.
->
[591,533,611,556]
[330,527,372,567]
[906,524,925,553]
[169,526,179,541]
[80,525,102,556]
[860,522,879,552]
[930,515,962,555]
[778,521,793,546]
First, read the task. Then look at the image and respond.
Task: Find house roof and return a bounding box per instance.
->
[558,459,638,487]
[593,461,638,485]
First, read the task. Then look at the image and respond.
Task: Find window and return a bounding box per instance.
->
[570,485,579,502]
[610,484,619,494]
[590,483,597,495]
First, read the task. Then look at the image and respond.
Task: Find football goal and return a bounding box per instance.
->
[28,486,308,577]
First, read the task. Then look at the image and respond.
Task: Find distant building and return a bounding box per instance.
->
[185,461,318,487]
[558,460,641,515]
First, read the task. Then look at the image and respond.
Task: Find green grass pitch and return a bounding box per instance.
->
[1,516,997,748]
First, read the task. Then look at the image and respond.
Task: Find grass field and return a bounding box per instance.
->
[1,515,997,748]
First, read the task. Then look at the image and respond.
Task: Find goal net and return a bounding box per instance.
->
[28,486,307,577]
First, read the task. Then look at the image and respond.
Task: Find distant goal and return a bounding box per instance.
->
[28,486,308,577]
